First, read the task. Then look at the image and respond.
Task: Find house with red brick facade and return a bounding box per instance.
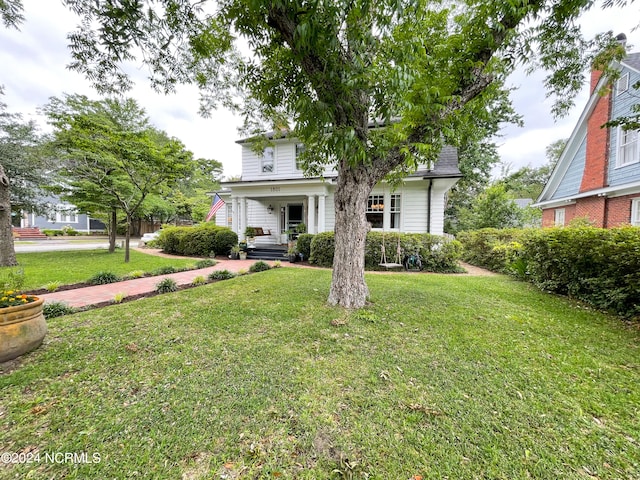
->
[533,50,640,227]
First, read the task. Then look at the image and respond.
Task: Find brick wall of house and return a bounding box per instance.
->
[575,196,606,227]
[541,204,577,227]
[580,86,611,193]
[605,194,638,227]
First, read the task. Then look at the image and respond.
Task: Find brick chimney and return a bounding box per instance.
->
[579,34,627,193]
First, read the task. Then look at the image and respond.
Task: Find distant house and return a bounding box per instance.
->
[533,49,640,227]
[20,195,105,233]
[214,132,462,244]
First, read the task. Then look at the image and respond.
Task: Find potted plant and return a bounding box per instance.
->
[0,270,47,363]
[239,250,248,260]
[295,223,307,234]
[287,245,299,263]
[244,226,257,248]
[230,245,241,260]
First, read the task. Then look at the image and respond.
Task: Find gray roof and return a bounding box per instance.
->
[411,145,462,178]
[622,52,640,72]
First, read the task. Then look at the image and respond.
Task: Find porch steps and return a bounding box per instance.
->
[12,227,48,239]
[247,246,288,261]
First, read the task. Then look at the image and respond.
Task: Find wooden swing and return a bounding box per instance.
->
[379,231,404,269]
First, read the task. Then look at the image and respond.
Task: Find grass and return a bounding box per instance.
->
[2,250,197,290]
[1,269,639,479]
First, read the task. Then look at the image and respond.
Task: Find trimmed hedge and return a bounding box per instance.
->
[458,226,640,318]
[309,231,462,273]
[296,233,314,260]
[158,224,238,257]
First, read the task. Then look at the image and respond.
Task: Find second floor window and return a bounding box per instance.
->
[554,208,565,227]
[261,147,274,173]
[295,143,305,171]
[618,128,639,167]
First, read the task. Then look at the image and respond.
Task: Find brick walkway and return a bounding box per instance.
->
[39,258,279,308]
[38,249,495,309]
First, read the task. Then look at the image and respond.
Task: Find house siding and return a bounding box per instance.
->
[608,66,640,186]
[551,136,587,200]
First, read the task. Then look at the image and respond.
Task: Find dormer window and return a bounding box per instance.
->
[261,147,274,173]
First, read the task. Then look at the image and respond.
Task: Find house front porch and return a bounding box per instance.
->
[217,178,334,246]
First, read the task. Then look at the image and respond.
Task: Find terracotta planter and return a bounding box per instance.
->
[0,298,47,363]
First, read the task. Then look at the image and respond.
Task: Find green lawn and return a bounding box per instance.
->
[1,269,639,479]
[3,250,199,290]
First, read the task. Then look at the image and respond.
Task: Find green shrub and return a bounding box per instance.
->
[88,271,121,285]
[44,281,62,292]
[459,226,640,318]
[191,275,207,286]
[126,270,146,279]
[43,301,76,319]
[457,228,525,273]
[249,261,271,273]
[208,269,236,280]
[195,259,217,269]
[309,232,335,267]
[310,231,462,272]
[158,224,237,257]
[155,278,178,293]
[296,233,314,260]
[215,229,240,256]
[152,266,177,275]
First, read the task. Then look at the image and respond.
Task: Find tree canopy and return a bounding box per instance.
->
[4,0,631,306]
[44,94,195,261]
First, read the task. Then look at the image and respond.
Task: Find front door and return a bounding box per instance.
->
[287,204,304,231]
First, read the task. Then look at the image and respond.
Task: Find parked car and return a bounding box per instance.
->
[139,230,161,245]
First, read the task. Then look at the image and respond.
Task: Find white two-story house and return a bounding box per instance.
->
[215,132,462,245]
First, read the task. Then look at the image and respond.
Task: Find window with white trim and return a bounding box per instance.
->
[616,72,629,95]
[631,198,640,226]
[226,204,233,227]
[56,209,78,223]
[390,194,401,229]
[617,127,639,167]
[295,143,305,171]
[554,208,565,227]
[366,195,384,228]
[261,147,274,173]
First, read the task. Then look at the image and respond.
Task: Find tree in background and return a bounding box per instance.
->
[0,87,46,266]
[4,0,628,307]
[44,95,194,262]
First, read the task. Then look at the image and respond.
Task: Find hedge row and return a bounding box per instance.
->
[457,226,640,318]
[158,224,238,257]
[308,231,463,272]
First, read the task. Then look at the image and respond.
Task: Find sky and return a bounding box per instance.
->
[1,0,639,180]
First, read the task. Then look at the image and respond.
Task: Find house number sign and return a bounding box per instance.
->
[270,187,281,192]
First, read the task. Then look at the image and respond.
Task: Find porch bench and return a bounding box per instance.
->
[252,227,272,236]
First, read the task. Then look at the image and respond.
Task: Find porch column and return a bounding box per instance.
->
[307,195,316,234]
[231,197,239,235]
[240,197,248,239]
[317,195,326,233]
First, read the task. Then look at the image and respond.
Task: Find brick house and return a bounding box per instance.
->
[533,49,640,227]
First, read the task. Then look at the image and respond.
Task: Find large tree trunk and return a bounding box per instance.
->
[108,208,117,253]
[328,165,376,308]
[0,165,18,267]
[124,212,131,263]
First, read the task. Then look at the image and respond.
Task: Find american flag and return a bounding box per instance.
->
[205,193,225,222]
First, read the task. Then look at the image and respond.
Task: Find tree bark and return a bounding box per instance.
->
[328,164,376,308]
[124,212,131,263]
[0,165,18,267]
[108,207,117,253]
